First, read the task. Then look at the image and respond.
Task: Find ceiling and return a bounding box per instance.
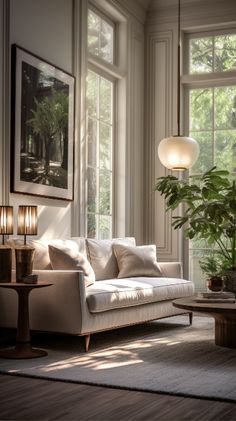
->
[135,0,152,10]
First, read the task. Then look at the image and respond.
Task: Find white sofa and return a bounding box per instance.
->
[0,237,195,351]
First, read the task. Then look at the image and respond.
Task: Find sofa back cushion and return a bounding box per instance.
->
[86,237,136,280]
[48,243,95,287]
[9,237,87,270]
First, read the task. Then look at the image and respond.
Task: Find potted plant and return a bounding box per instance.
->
[154,167,236,291]
[199,252,227,292]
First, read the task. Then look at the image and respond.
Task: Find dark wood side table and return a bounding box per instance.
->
[0,282,52,359]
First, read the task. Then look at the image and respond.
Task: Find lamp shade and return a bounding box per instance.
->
[158,135,200,171]
[17,206,38,236]
[0,206,13,235]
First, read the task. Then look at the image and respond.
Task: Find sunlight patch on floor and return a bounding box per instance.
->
[33,348,143,372]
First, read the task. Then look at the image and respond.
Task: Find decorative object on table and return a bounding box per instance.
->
[195,291,235,304]
[157,0,199,171]
[15,206,38,282]
[198,252,225,292]
[21,274,38,284]
[10,44,75,201]
[0,206,13,282]
[206,276,224,292]
[155,167,236,291]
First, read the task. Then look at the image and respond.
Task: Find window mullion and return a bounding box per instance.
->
[212,87,215,166]
[96,75,100,221]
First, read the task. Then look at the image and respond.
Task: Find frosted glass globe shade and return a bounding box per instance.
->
[158,136,200,170]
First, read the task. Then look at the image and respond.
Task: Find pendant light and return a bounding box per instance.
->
[158,0,199,171]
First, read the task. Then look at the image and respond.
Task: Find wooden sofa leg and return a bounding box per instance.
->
[189,312,193,325]
[84,334,90,352]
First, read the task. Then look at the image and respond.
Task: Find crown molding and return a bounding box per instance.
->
[147,0,236,27]
[110,0,147,24]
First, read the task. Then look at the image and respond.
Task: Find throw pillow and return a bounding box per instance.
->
[48,244,95,287]
[86,237,136,280]
[113,244,163,279]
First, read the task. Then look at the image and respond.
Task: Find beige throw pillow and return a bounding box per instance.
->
[113,244,163,279]
[86,237,136,280]
[49,244,95,287]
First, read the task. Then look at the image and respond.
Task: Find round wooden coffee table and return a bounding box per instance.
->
[173,296,236,349]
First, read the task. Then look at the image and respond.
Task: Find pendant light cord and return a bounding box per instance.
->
[177,0,181,136]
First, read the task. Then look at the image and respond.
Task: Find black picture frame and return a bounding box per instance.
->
[11,45,75,201]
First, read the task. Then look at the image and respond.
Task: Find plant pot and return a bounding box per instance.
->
[224,270,236,293]
[206,276,224,292]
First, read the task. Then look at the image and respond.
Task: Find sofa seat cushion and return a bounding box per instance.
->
[86,277,194,313]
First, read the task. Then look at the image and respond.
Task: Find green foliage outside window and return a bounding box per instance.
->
[190,34,236,74]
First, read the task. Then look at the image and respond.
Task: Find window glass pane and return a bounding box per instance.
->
[100,77,112,123]
[88,118,97,167]
[99,169,111,215]
[189,131,213,174]
[215,86,236,129]
[215,130,236,173]
[98,215,112,239]
[87,167,96,213]
[88,9,114,64]
[86,71,114,239]
[215,35,236,72]
[88,10,99,56]
[190,88,213,131]
[87,72,98,118]
[100,122,112,169]
[87,213,96,238]
[189,249,207,290]
[101,20,114,63]
[189,37,213,74]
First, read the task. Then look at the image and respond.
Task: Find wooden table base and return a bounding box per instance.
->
[0,282,52,359]
[0,343,48,359]
[215,316,236,348]
[173,297,236,349]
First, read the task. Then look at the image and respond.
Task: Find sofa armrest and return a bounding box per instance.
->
[158,262,183,279]
[29,269,86,334]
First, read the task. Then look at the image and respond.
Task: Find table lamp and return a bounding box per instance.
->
[15,206,38,282]
[0,206,13,282]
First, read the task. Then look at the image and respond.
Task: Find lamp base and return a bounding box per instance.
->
[15,246,35,282]
[0,246,12,282]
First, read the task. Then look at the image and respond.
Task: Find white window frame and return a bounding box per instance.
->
[182,28,236,286]
[86,67,115,238]
[86,2,126,239]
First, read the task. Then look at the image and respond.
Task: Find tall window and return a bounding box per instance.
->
[86,8,115,239]
[185,32,236,288]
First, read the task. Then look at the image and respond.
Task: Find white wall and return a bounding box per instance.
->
[10,0,74,239]
[0,0,74,239]
[0,0,145,241]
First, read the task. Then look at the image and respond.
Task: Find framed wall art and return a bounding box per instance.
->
[11,45,75,200]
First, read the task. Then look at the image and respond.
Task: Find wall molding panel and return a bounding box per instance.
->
[126,21,144,243]
[145,29,180,261]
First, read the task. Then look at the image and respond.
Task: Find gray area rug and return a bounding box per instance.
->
[0,316,236,402]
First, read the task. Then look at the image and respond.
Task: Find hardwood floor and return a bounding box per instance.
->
[0,327,236,420]
[0,373,236,420]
